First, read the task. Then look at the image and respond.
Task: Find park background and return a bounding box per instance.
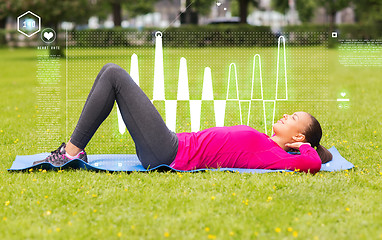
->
[1,0,382,239]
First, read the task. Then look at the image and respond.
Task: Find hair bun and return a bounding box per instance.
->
[316,145,332,164]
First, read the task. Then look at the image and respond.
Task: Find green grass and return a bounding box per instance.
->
[0,47,382,239]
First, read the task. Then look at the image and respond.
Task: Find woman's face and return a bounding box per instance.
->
[272,111,312,142]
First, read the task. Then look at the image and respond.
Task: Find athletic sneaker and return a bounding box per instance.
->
[33,142,88,166]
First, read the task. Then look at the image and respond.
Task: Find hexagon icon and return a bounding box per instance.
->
[17,11,41,37]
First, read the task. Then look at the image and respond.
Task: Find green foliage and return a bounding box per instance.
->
[283,24,382,39]
[236,0,260,23]
[0,0,23,18]
[9,0,98,26]
[2,23,381,49]
[272,0,317,23]
[3,23,381,49]
[132,0,158,16]
[0,0,97,28]
[65,25,274,47]
[230,0,239,16]
[222,0,259,19]
[126,1,156,18]
[68,27,137,47]
[190,0,216,16]
[282,23,382,48]
[353,0,382,24]
[91,0,112,21]
[271,0,288,13]
[282,24,329,32]
[338,23,382,39]
[316,0,351,46]
[0,29,6,46]
[64,24,382,48]
[295,0,316,23]
[316,0,352,15]
[156,25,274,47]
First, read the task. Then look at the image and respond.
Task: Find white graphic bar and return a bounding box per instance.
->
[276,36,288,100]
[130,53,139,85]
[226,63,239,100]
[190,100,202,132]
[116,104,125,134]
[153,31,165,100]
[337,99,349,101]
[262,100,276,135]
[165,100,177,132]
[202,67,214,100]
[251,54,263,100]
[116,54,140,134]
[239,100,252,126]
[214,100,226,127]
[177,57,189,100]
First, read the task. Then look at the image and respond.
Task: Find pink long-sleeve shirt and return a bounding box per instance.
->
[169,125,321,174]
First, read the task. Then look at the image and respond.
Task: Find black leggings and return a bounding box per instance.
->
[70,63,179,169]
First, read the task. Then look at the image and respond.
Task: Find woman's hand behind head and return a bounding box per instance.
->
[285,142,311,150]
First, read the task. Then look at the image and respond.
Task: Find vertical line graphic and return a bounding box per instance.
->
[262,100,276,135]
[226,63,241,126]
[276,36,288,100]
[130,53,139,85]
[177,57,189,100]
[66,28,68,139]
[226,63,239,100]
[165,100,177,132]
[153,31,165,101]
[251,54,263,101]
[193,67,214,132]
[214,100,226,127]
[190,100,202,132]
[116,54,140,134]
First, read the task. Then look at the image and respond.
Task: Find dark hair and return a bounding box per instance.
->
[304,114,332,164]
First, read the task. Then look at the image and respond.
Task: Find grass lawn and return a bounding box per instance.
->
[0,46,382,240]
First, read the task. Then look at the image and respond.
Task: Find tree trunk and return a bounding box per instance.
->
[0,17,6,29]
[112,2,122,27]
[181,0,198,25]
[329,11,336,33]
[239,0,248,24]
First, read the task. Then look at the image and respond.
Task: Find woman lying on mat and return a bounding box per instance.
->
[34,63,332,174]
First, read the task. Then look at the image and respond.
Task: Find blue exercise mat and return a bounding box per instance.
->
[8,146,353,173]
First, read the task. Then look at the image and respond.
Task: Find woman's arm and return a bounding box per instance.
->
[285,143,322,174]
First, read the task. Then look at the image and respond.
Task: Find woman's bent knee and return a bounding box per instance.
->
[102,62,121,71]
[100,63,132,88]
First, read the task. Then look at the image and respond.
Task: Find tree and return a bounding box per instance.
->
[237,0,259,24]
[317,0,351,32]
[1,0,98,29]
[181,0,216,24]
[100,0,158,27]
[0,0,24,28]
[5,0,98,56]
[111,0,123,27]
[353,0,382,24]
[272,0,317,23]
